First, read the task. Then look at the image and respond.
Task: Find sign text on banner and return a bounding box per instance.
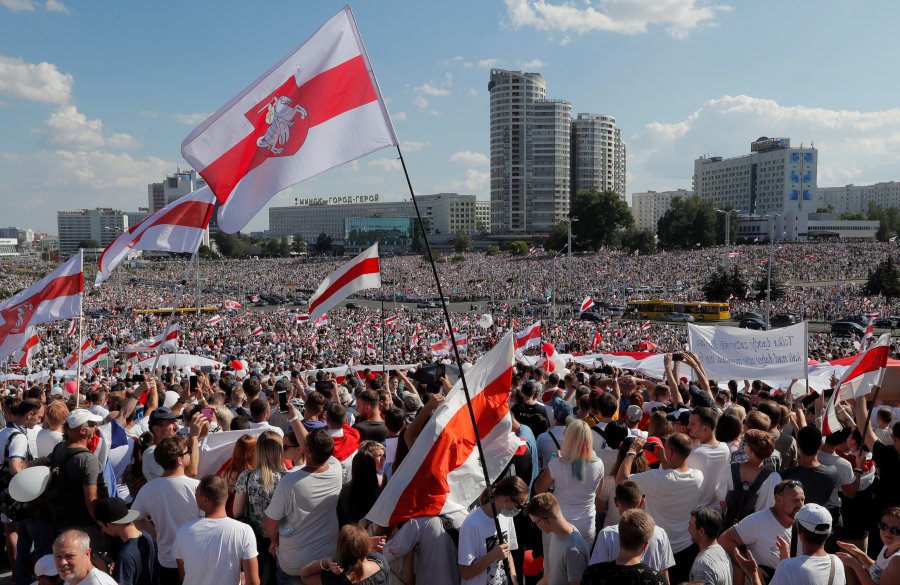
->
[687,322,809,381]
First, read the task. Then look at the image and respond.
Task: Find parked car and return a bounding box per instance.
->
[842,315,872,327]
[739,317,768,330]
[734,311,764,321]
[579,311,604,322]
[831,320,867,337]
[664,312,695,323]
[874,317,898,328]
[770,313,801,326]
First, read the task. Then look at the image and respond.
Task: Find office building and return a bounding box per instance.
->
[0,239,19,257]
[56,208,129,256]
[572,113,626,197]
[631,189,692,232]
[816,181,900,215]
[147,169,206,212]
[736,212,878,242]
[693,137,817,216]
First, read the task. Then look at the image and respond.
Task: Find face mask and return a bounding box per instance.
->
[500,507,520,518]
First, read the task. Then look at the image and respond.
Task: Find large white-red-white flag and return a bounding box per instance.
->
[95,188,216,285]
[823,333,891,435]
[81,343,109,368]
[10,327,40,369]
[514,320,542,351]
[0,251,83,360]
[223,300,242,311]
[308,243,381,322]
[180,7,398,233]
[64,337,93,369]
[580,297,594,314]
[124,325,180,354]
[366,331,518,527]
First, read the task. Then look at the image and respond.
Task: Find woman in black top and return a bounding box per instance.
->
[299,524,388,585]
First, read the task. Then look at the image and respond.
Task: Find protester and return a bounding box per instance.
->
[524,493,589,585]
[52,529,117,585]
[298,524,388,585]
[582,509,667,585]
[688,507,732,585]
[94,497,157,585]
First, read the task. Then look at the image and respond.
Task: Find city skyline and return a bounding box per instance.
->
[2,1,900,233]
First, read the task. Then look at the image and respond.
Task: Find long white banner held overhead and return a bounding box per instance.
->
[688,322,808,381]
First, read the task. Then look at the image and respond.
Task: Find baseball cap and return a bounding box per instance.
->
[796,503,832,534]
[94,497,140,525]
[274,377,291,395]
[34,554,57,577]
[337,386,353,406]
[66,409,103,429]
[643,436,664,464]
[666,408,692,426]
[551,397,574,424]
[162,390,181,409]
[625,404,643,424]
[148,407,180,427]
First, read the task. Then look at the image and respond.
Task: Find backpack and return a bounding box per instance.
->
[724,463,773,528]
[0,430,33,521]
[35,443,106,527]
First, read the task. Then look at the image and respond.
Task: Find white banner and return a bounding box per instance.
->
[688,322,809,381]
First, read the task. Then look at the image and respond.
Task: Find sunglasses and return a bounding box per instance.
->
[879,521,900,536]
[775,480,802,495]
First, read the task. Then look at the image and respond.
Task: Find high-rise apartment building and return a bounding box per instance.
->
[816,181,900,215]
[147,169,206,212]
[57,208,129,256]
[693,137,817,216]
[572,113,626,197]
[631,189,692,232]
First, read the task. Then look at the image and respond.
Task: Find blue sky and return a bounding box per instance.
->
[2,0,899,233]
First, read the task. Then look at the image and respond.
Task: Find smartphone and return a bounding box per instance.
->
[642,443,656,452]
[133,374,145,383]
[189,375,199,392]
[277,388,289,413]
[737,544,748,555]
[200,365,213,374]
[672,353,684,362]
[201,408,214,421]
[800,391,820,408]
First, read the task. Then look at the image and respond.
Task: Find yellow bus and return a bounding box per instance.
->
[626,299,731,322]
[134,307,220,315]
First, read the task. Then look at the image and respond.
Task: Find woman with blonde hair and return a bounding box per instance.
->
[534,419,604,545]
[233,431,286,585]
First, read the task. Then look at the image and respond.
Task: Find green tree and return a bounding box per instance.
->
[454,232,472,253]
[212,231,244,258]
[864,256,900,298]
[570,189,633,250]
[703,265,748,302]
[278,236,290,257]
[620,227,656,256]
[752,271,785,302]
[77,239,99,249]
[508,241,530,256]
[657,196,718,249]
[839,211,865,220]
[816,204,835,214]
[544,222,568,253]
[315,233,333,255]
[197,244,219,260]
[291,235,307,255]
[485,244,500,256]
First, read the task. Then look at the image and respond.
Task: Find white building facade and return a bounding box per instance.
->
[147,169,206,212]
[631,189,692,232]
[572,113,626,197]
[57,208,129,256]
[816,181,900,215]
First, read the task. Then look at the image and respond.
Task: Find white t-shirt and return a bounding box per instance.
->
[458,507,518,585]
[536,426,566,470]
[264,457,343,576]
[141,445,164,483]
[75,567,119,584]
[717,469,781,514]
[733,508,791,571]
[383,516,460,585]
[688,442,732,508]
[598,478,619,528]
[249,421,284,437]
[770,554,846,585]
[35,428,64,459]
[630,467,704,553]
[547,457,604,543]
[174,517,257,585]
[0,425,30,462]
[131,475,201,568]
[690,543,733,585]
[590,524,675,572]
[870,545,900,583]
[817,450,856,507]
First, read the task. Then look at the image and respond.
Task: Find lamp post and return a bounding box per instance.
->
[715,209,741,260]
[567,217,579,258]
[765,214,780,330]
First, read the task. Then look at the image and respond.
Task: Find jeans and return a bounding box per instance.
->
[15,518,56,585]
[276,564,302,585]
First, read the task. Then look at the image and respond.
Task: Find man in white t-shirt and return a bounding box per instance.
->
[591,480,675,582]
[131,436,201,584]
[52,529,117,585]
[687,407,732,509]
[618,432,704,585]
[525,493,589,585]
[688,507,733,585]
[719,479,806,585]
[175,475,259,585]
[734,503,846,585]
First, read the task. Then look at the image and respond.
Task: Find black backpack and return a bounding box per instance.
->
[0,430,33,521]
[36,443,106,527]
[724,463,773,528]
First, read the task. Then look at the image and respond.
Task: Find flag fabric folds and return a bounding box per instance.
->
[366,331,518,527]
[0,251,83,360]
[10,327,40,369]
[823,333,891,435]
[95,188,216,286]
[64,337,93,369]
[308,243,381,322]
[180,7,398,233]
[579,297,594,314]
[81,343,109,368]
[514,320,542,351]
[124,325,180,354]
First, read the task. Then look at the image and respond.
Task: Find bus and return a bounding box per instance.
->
[626,299,730,322]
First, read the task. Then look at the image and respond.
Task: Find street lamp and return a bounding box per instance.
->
[567,217,579,259]
[764,214,781,330]
[715,209,741,259]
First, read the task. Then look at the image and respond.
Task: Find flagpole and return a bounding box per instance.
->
[75,313,83,408]
[395,146,512,584]
[149,250,197,379]
[860,334,890,442]
[380,297,386,373]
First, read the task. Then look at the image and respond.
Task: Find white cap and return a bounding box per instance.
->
[796,503,832,534]
[65,409,103,429]
[34,554,57,577]
[163,390,180,409]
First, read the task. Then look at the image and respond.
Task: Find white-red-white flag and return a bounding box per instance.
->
[10,327,40,369]
[514,320,542,351]
[579,297,594,314]
[641,320,651,331]
[249,326,264,337]
[81,343,109,368]
[0,251,83,360]
[384,315,398,328]
[208,315,224,326]
[64,337,93,369]
[366,342,377,359]
[180,7,398,233]
[862,324,874,346]
[430,338,450,357]
[95,188,215,285]
[366,331,518,527]
[823,333,891,435]
[295,313,310,323]
[308,243,381,322]
[66,319,77,336]
[124,325,180,353]
[223,300,242,310]
[409,324,422,351]
[313,314,329,328]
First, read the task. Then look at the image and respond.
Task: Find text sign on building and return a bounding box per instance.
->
[294,195,380,206]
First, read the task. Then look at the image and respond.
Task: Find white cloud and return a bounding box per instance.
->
[415,82,449,97]
[34,105,141,150]
[446,169,489,193]
[629,95,900,194]
[174,112,211,125]
[392,111,407,121]
[0,56,73,104]
[450,150,489,165]
[504,0,730,39]
[468,88,478,96]
[339,160,360,173]
[411,95,429,111]
[519,59,547,69]
[368,158,402,172]
[0,0,36,11]
[401,140,429,152]
[45,0,68,13]
[478,58,504,69]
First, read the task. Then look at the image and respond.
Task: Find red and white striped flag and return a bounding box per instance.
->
[95,188,215,285]
[862,324,874,346]
[430,338,450,357]
[366,331,518,526]
[452,333,468,355]
[81,343,109,368]
[823,333,891,435]
[249,326,263,337]
[727,252,738,257]
[514,320,542,351]
[0,251,83,360]
[223,300,242,310]
[384,315,398,328]
[592,331,602,350]
[64,337,93,369]
[313,315,329,328]
[124,325,180,353]
[579,296,594,314]
[366,342,377,359]
[10,327,40,370]
[295,313,310,323]
[308,242,381,322]
[208,315,224,326]
[409,325,422,351]
[180,7,398,233]
[66,319,77,336]
[891,236,897,242]
[641,321,651,331]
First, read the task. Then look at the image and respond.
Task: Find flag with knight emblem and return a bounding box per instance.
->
[180,7,398,233]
